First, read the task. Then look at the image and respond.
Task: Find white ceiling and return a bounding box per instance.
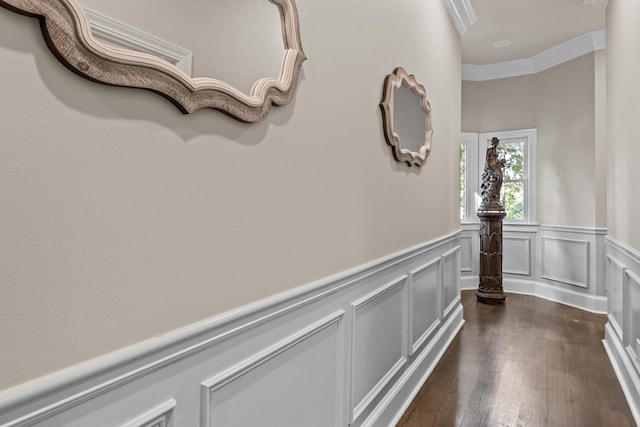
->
[462,0,605,65]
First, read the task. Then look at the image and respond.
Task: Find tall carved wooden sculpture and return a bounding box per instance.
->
[476,137,507,304]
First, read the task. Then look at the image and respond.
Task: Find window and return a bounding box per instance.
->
[460,129,536,223]
[460,143,466,220]
[460,132,478,222]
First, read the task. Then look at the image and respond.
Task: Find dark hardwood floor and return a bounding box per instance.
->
[397,291,635,427]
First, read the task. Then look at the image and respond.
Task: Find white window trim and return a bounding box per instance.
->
[461,128,537,224]
[460,132,478,224]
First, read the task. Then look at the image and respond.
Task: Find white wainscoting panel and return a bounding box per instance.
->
[460,225,479,290]
[200,311,344,427]
[349,277,407,423]
[460,236,473,273]
[603,236,640,426]
[541,237,589,288]
[607,255,626,339]
[461,224,606,313]
[627,270,640,354]
[0,232,464,427]
[442,246,461,318]
[409,258,442,355]
[503,237,531,276]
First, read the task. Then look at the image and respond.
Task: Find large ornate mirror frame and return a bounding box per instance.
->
[379,67,433,167]
[0,0,306,122]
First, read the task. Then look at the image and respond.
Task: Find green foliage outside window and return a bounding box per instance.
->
[460,138,528,221]
[497,142,525,220]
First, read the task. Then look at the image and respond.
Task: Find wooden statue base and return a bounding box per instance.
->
[476,208,506,305]
[475,290,506,304]
[476,275,506,304]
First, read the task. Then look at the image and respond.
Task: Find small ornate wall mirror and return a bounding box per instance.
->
[379,67,433,166]
[0,0,306,122]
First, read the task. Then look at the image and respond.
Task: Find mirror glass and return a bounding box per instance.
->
[393,82,428,155]
[80,0,286,94]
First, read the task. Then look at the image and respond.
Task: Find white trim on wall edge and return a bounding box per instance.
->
[541,225,608,235]
[0,230,461,418]
[606,236,640,264]
[540,237,590,289]
[349,277,408,423]
[462,29,605,81]
[461,278,606,314]
[603,324,640,426]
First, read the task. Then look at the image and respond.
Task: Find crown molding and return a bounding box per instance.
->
[442,0,477,35]
[462,29,606,81]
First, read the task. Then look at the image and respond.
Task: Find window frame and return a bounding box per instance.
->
[460,132,479,223]
[461,128,537,224]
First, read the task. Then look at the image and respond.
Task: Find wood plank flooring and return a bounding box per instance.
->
[396,291,635,427]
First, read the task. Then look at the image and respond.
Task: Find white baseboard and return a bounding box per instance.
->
[0,231,464,427]
[461,275,476,291]
[461,276,606,313]
[504,278,607,313]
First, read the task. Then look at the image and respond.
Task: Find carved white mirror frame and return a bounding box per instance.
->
[0,0,306,122]
[379,67,433,167]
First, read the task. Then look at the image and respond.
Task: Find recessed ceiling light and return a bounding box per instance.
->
[493,40,511,48]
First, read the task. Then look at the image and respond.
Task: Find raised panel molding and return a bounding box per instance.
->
[349,276,408,423]
[460,236,473,272]
[0,231,464,427]
[200,311,344,427]
[626,270,640,351]
[541,237,589,288]
[503,237,531,276]
[409,258,442,355]
[442,246,461,318]
[606,254,626,340]
[122,400,176,427]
